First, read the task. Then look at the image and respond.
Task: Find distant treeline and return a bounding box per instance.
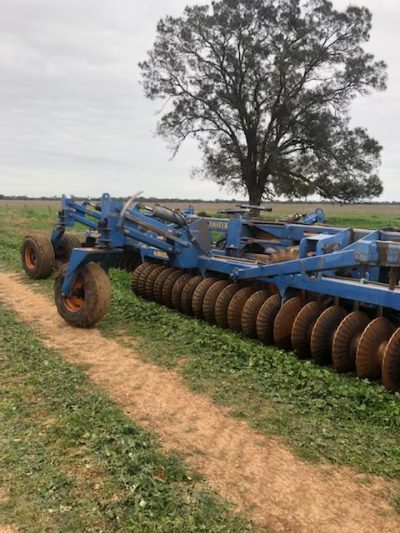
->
[1,195,400,205]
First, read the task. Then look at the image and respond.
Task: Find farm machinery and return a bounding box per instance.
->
[21,194,400,392]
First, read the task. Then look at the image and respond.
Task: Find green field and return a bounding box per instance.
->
[1,204,400,529]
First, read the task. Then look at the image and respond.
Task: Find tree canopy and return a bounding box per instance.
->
[139,0,387,205]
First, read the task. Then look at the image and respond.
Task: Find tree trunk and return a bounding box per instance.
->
[248,187,263,218]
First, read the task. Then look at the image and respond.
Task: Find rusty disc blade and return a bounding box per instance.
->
[170,273,194,310]
[192,277,220,319]
[241,290,270,338]
[291,301,325,359]
[162,270,186,308]
[227,286,256,331]
[131,262,152,295]
[202,279,231,323]
[332,312,370,373]
[144,265,167,300]
[356,317,394,379]
[137,263,159,298]
[153,267,178,304]
[215,284,241,328]
[273,296,304,350]
[256,294,281,344]
[382,328,400,391]
[180,275,203,315]
[310,306,347,366]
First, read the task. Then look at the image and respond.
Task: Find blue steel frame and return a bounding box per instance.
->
[54,194,400,314]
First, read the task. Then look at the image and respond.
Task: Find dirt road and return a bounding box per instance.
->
[0,271,398,532]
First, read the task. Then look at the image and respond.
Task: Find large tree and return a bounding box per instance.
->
[139,0,387,206]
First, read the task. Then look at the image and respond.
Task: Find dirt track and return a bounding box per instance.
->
[0,271,398,532]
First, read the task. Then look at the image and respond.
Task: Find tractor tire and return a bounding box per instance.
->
[55,262,112,327]
[21,234,55,279]
[53,233,81,262]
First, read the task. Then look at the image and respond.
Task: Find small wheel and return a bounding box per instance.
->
[53,233,81,262]
[215,284,241,328]
[21,234,55,279]
[181,275,203,315]
[192,277,220,319]
[55,262,111,327]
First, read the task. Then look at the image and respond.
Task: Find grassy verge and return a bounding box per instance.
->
[0,303,250,532]
[1,207,400,497]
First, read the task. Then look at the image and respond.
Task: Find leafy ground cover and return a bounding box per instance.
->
[1,205,400,505]
[0,303,249,532]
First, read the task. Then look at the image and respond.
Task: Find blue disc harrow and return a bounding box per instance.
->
[21,194,400,391]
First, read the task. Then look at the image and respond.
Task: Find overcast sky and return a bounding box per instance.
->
[0,0,399,200]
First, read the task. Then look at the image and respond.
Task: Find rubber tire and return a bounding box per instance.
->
[181,275,203,315]
[202,279,231,323]
[137,263,160,298]
[215,284,241,328]
[162,270,186,307]
[227,286,256,331]
[171,273,194,311]
[192,277,219,319]
[55,262,112,327]
[21,234,55,279]
[144,265,167,300]
[53,233,81,262]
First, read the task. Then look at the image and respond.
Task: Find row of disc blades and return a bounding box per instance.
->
[131,262,400,392]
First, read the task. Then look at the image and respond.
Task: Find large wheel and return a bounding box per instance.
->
[21,234,55,279]
[55,262,111,327]
[53,233,81,262]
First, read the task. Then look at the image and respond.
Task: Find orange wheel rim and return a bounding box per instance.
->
[62,278,85,312]
[24,246,36,269]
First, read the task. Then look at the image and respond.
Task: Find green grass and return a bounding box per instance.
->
[0,303,250,532]
[1,206,400,505]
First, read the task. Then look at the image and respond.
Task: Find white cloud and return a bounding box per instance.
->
[0,0,398,200]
